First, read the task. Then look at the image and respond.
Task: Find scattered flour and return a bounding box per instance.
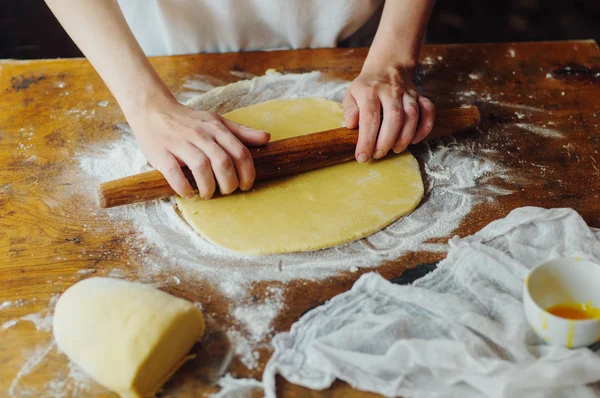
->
[7,69,568,396]
[514,123,565,138]
[65,108,96,119]
[227,330,261,369]
[233,287,283,344]
[9,341,56,396]
[78,71,514,286]
[3,295,58,332]
[486,100,547,113]
[19,311,54,332]
[46,363,94,398]
[96,100,109,107]
[75,71,521,372]
[421,56,436,66]
[75,269,95,275]
[107,268,127,278]
[210,374,263,398]
[2,319,18,329]
[6,295,97,398]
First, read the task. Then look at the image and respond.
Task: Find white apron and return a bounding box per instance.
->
[117,0,384,56]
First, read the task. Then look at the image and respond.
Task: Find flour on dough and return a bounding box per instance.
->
[176,97,424,255]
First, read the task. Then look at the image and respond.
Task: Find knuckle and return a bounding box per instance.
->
[189,156,210,171]
[365,86,378,98]
[405,104,419,118]
[390,85,403,98]
[345,107,359,117]
[368,111,381,124]
[201,120,224,133]
[232,146,251,162]
[192,128,211,140]
[422,99,435,111]
[159,163,180,176]
[212,155,233,172]
[357,85,377,99]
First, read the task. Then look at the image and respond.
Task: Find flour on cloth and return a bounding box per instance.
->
[221,207,600,397]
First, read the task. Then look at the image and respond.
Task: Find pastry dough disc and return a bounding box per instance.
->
[176,97,424,255]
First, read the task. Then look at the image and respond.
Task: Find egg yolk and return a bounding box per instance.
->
[546,302,600,320]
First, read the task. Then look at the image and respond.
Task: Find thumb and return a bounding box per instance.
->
[220,117,271,147]
[342,89,359,129]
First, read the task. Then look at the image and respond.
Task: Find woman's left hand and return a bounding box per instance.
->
[343,65,435,163]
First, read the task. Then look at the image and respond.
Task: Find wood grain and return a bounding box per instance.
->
[1,41,599,397]
[98,106,481,208]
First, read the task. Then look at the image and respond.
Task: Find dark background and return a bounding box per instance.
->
[1,0,599,59]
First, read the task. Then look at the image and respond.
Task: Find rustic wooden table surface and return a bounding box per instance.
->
[1,40,599,397]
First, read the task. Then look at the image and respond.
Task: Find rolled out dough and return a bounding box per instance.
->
[53,277,205,398]
[176,97,424,255]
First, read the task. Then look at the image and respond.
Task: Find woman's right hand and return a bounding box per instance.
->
[44,1,270,200]
[127,97,270,200]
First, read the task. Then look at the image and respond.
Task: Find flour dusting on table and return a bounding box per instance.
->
[79,71,513,283]
[8,68,568,394]
[74,70,519,371]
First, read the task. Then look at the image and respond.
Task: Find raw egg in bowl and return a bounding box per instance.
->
[524,257,600,348]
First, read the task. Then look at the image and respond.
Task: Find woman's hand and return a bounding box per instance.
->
[44,1,270,200]
[128,98,270,199]
[343,65,435,163]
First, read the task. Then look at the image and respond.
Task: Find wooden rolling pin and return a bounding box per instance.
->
[98,105,480,208]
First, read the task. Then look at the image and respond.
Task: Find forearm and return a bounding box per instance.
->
[44,0,173,117]
[364,0,434,72]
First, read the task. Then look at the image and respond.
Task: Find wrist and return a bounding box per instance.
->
[113,68,176,120]
[361,53,416,77]
[362,43,418,76]
[121,87,175,121]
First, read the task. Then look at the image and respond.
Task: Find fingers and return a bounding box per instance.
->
[354,87,381,163]
[212,125,256,191]
[221,117,270,147]
[342,90,359,129]
[392,93,419,154]
[373,91,403,159]
[154,153,195,199]
[413,97,436,144]
[174,144,216,200]
[191,132,239,195]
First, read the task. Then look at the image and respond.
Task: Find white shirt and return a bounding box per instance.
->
[117,0,384,56]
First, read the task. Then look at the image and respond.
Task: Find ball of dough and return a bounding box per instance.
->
[53,277,205,398]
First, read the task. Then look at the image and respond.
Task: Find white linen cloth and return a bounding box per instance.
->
[217,207,600,397]
[262,207,600,397]
[116,0,383,56]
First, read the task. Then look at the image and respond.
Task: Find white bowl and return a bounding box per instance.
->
[523,257,600,348]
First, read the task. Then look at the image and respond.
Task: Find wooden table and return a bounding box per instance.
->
[1,41,599,397]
